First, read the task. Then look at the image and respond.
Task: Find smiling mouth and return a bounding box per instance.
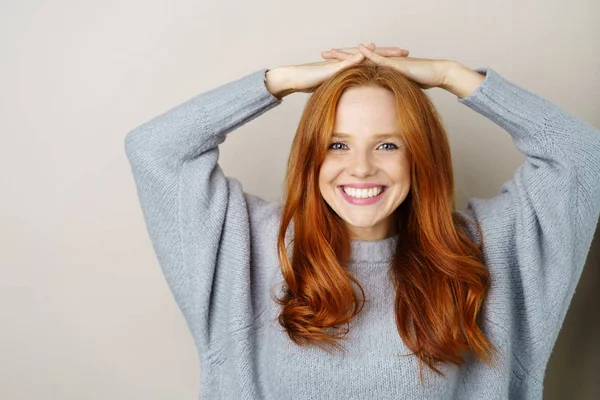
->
[337,186,388,205]
[338,185,387,194]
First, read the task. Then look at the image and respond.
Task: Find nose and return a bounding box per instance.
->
[348,151,377,178]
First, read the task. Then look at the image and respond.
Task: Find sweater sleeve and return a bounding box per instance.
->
[124,68,283,362]
[456,67,600,374]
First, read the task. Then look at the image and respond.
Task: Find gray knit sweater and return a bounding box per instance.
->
[124,66,600,399]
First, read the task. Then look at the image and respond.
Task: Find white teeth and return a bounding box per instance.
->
[342,186,384,198]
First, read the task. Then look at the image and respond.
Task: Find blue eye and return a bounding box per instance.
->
[329,142,347,151]
[379,142,399,151]
[328,142,399,151]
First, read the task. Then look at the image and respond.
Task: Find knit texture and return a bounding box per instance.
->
[124,66,600,399]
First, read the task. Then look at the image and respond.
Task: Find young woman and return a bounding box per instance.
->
[124,43,600,399]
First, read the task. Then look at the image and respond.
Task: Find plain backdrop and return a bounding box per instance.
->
[1,0,598,399]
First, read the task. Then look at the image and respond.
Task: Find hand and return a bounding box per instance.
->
[323,43,454,90]
[268,43,409,97]
[320,43,410,67]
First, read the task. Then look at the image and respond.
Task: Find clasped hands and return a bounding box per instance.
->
[320,42,451,90]
[266,42,481,99]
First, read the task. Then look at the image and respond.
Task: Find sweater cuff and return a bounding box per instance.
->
[456,67,553,141]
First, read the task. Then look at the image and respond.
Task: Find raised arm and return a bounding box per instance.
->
[124,68,283,359]
[451,65,600,375]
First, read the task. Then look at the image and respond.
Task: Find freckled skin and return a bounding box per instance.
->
[319,85,412,241]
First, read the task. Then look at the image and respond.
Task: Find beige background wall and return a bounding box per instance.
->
[1,0,598,398]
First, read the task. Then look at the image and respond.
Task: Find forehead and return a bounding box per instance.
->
[333,85,400,137]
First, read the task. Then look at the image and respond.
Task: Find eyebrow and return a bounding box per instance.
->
[331,132,402,140]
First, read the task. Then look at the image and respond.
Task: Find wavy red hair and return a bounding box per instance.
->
[274,63,499,384]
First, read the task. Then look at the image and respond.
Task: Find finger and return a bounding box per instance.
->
[321,49,342,58]
[339,51,365,67]
[387,48,410,56]
[331,49,353,57]
[371,47,409,57]
[322,44,373,58]
[322,46,409,59]
[321,48,353,60]
[358,43,388,64]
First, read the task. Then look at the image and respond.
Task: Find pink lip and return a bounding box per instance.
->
[338,186,387,206]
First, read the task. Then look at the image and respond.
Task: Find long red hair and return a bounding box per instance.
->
[274,63,499,383]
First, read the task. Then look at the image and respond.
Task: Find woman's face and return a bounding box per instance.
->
[319,85,411,241]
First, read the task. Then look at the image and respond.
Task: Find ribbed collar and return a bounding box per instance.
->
[349,233,399,264]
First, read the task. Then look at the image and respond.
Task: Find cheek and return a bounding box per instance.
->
[383,158,410,183]
[318,160,340,185]
[395,166,411,184]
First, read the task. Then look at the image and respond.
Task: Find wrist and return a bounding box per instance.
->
[440,61,486,99]
[265,67,293,100]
